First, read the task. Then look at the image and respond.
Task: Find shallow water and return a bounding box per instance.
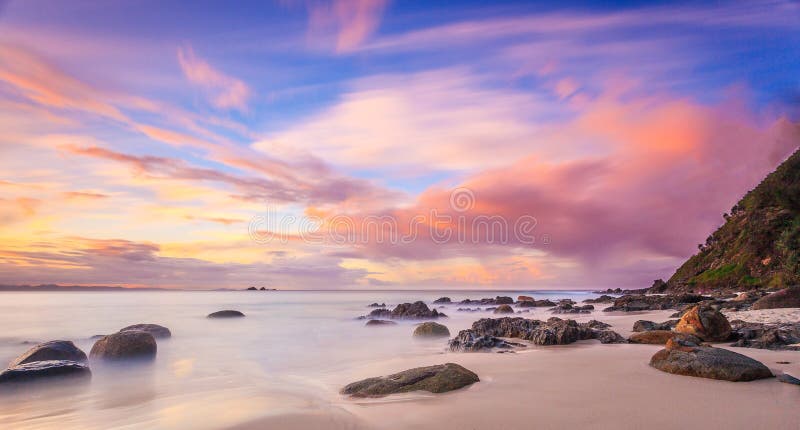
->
[0,290,595,429]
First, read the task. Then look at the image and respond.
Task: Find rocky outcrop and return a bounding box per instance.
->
[517,295,534,302]
[674,305,732,341]
[583,295,614,304]
[552,303,593,314]
[341,363,479,397]
[365,319,396,326]
[649,338,773,382]
[413,322,450,337]
[367,302,386,307]
[448,330,524,352]
[751,286,800,310]
[459,296,514,306]
[603,294,709,312]
[119,324,171,339]
[593,330,627,344]
[7,340,87,367]
[207,310,245,318]
[90,331,157,361]
[0,360,91,384]
[628,331,701,345]
[493,304,514,314]
[632,320,679,332]
[432,297,452,304]
[729,320,800,350]
[453,317,623,347]
[517,299,557,308]
[390,302,446,319]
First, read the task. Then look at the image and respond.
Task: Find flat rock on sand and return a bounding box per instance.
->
[208,310,245,318]
[0,360,91,384]
[341,363,479,398]
[650,339,773,382]
[8,340,87,366]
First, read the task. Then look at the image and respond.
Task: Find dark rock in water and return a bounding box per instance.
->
[459,296,514,306]
[493,304,514,314]
[367,302,386,308]
[552,303,594,314]
[8,340,87,367]
[649,338,773,382]
[729,320,800,350]
[457,317,621,346]
[533,299,557,307]
[457,307,480,312]
[366,308,393,319]
[390,301,445,319]
[584,295,614,304]
[594,330,627,344]
[246,287,257,291]
[119,324,171,339]
[365,320,396,326]
[413,322,450,337]
[259,287,266,291]
[341,363,479,398]
[494,296,514,305]
[448,330,524,352]
[777,373,800,385]
[674,305,731,342]
[628,331,701,345]
[603,294,710,312]
[90,331,156,361]
[585,320,611,329]
[207,310,245,318]
[632,319,679,332]
[0,360,91,384]
[432,297,452,304]
[517,295,534,302]
[751,286,800,310]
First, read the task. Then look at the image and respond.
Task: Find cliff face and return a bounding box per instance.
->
[655,147,800,294]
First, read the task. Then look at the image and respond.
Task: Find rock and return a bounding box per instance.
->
[632,319,679,332]
[0,360,91,384]
[495,296,514,304]
[777,373,800,385]
[89,331,157,361]
[461,317,619,346]
[674,305,732,341]
[552,303,594,314]
[583,295,614,304]
[119,324,171,339]
[365,308,392,319]
[413,322,450,337]
[432,297,451,304]
[365,320,396,326]
[246,287,257,290]
[448,330,524,352]
[585,320,612,329]
[603,294,710,312]
[341,363,479,397]
[207,310,245,318]
[729,321,800,350]
[533,299,556,307]
[493,304,514,314]
[389,301,445,319]
[751,286,800,310]
[8,341,87,367]
[259,287,266,291]
[367,302,386,307]
[649,339,773,382]
[594,330,627,344]
[517,295,534,302]
[628,331,701,345]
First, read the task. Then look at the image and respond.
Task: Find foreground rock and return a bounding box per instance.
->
[452,317,625,349]
[341,363,479,397]
[649,338,772,382]
[0,360,91,384]
[751,286,800,310]
[119,324,171,339]
[729,320,800,350]
[603,294,709,312]
[674,305,731,341]
[448,330,525,352]
[207,310,245,318]
[632,320,679,332]
[365,319,396,326]
[413,322,450,337]
[8,340,87,367]
[90,331,157,361]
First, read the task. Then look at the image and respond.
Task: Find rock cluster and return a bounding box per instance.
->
[650,338,773,382]
[432,297,452,304]
[207,310,245,318]
[552,303,594,314]
[751,286,800,310]
[516,299,557,308]
[603,294,709,312]
[341,363,479,397]
[362,301,446,320]
[729,320,800,350]
[458,296,514,305]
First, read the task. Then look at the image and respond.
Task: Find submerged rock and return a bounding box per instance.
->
[90,331,156,361]
[0,360,91,384]
[119,324,171,339]
[493,304,514,314]
[341,363,479,397]
[8,340,87,367]
[674,305,731,342]
[365,319,396,326]
[517,295,534,302]
[413,322,450,337]
[649,338,773,382]
[432,297,452,304]
[751,286,800,310]
[207,310,245,318]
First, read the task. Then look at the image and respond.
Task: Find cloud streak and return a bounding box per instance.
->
[177,46,251,111]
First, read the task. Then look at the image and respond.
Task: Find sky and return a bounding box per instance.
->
[0,0,799,290]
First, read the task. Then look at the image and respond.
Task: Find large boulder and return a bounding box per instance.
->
[340,363,479,397]
[391,301,445,319]
[8,340,87,367]
[751,286,800,310]
[207,310,245,318]
[119,324,171,339]
[0,360,91,384]
[649,338,773,382]
[90,331,156,361]
[674,305,732,341]
[413,322,450,337]
[493,304,514,314]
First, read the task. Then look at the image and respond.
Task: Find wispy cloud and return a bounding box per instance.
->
[177,46,251,111]
[303,0,389,52]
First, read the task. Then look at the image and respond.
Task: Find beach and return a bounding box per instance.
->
[0,291,798,429]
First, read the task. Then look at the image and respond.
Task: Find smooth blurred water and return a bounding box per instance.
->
[0,290,594,429]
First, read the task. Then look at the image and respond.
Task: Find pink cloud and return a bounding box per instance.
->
[177,46,251,111]
[305,0,389,52]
